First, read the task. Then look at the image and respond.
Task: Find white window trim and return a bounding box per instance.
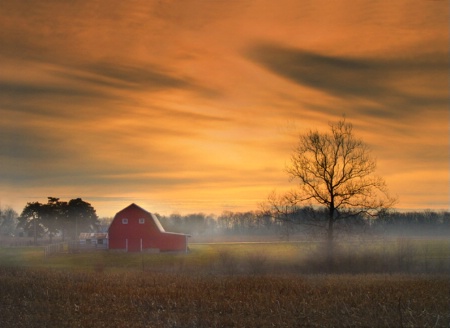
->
[139,218,145,224]
[122,218,128,224]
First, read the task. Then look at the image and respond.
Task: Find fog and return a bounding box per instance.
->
[151,209,450,242]
[1,206,449,274]
[3,206,449,244]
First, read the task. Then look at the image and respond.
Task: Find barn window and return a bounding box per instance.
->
[139,218,145,224]
[122,218,128,224]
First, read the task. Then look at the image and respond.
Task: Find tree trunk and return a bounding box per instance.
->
[33,219,37,245]
[326,205,335,272]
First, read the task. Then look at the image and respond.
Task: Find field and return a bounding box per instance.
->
[0,240,449,327]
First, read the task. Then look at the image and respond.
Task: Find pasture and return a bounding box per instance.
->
[0,239,449,327]
[1,238,449,274]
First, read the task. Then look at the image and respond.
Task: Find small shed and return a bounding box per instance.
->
[108,203,189,252]
[78,232,108,249]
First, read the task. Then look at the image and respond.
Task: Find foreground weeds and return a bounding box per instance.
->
[0,267,448,328]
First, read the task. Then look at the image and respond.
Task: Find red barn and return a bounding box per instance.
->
[108,203,189,252]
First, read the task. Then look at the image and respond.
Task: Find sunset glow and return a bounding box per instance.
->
[0,0,448,217]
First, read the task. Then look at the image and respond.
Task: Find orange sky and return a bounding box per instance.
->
[0,0,448,217]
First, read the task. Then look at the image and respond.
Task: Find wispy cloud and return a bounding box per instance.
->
[246,43,448,119]
[55,62,191,91]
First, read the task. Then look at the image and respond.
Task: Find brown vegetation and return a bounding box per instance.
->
[0,267,448,328]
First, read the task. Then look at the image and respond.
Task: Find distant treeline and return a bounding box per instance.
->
[2,204,449,241]
[153,209,450,239]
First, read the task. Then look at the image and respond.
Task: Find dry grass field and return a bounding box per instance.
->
[0,240,449,327]
[0,268,448,327]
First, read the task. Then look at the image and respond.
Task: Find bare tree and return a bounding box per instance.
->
[286,118,396,246]
[261,118,397,270]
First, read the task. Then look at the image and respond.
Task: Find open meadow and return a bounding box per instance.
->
[0,240,449,327]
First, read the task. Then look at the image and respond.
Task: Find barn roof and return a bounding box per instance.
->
[115,203,150,216]
[79,232,108,239]
[113,203,166,232]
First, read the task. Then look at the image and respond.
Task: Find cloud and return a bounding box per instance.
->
[0,56,230,198]
[55,62,191,91]
[0,80,92,97]
[246,43,448,119]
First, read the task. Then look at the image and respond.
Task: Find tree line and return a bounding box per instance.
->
[154,209,450,239]
[1,201,449,243]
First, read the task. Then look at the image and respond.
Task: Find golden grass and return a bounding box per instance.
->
[0,268,448,327]
[1,239,449,275]
[1,241,449,327]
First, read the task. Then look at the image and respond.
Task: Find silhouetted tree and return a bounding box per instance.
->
[66,198,99,239]
[43,197,67,243]
[17,202,46,244]
[268,118,396,265]
[17,197,99,243]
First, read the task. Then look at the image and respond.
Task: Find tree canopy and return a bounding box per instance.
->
[266,118,396,243]
[17,197,99,243]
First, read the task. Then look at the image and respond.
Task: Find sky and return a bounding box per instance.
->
[0,0,448,217]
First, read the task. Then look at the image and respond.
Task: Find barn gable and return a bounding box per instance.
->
[108,203,188,252]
